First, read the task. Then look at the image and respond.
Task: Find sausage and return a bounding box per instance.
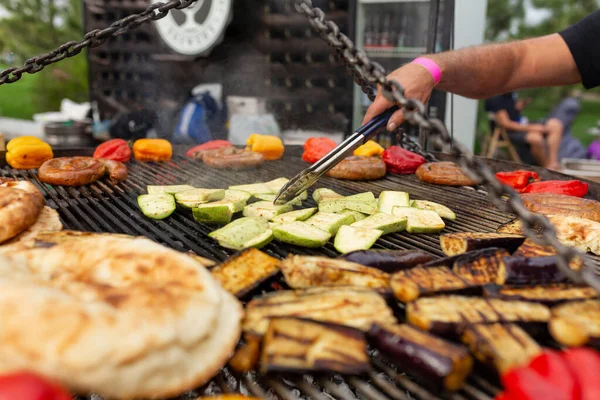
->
[100,159,128,183]
[416,162,478,186]
[326,156,387,181]
[38,157,107,186]
[202,147,264,170]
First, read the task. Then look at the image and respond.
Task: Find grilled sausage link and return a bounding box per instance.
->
[203,147,264,170]
[326,156,387,181]
[38,157,107,186]
[100,159,128,183]
[416,162,478,186]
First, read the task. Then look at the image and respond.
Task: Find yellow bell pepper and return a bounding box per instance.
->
[5,136,53,169]
[354,140,384,157]
[246,134,284,161]
[132,138,172,162]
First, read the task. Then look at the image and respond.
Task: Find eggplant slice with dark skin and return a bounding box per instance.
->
[390,266,478,303]
[210,248,281,298]
[513,239,556,257]
[461,323,542,374]
[483,283,598,306]
[406,295,551,337]
[549,299,600,347]
[440,232,525,256]
[495,255,582,285]
[260,318,370,375]
[340,249,434,273]
[452,248,510,285]
[368,324,473,391]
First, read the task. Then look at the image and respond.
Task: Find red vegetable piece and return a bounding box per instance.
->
[501,366,571,400]
[561,348,600,400]
[0,372,71,400]
[529,350,579,400]
[495,170,539,190]
[93,139,131,163]
[382,146,425,175]
[521,180,589,197]
[302,137,337,164]
[185,140,232,158]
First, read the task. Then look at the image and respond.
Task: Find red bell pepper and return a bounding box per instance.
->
[93,139,131,163]
[521,180,588,197]
[302,137,337,164]
[529,350,579,400]
[561,348,600,400]
[0,372,71,400]
[495,170,539,191]
[382,146,425,174]
[500,366,572,400]
[185,140,232,158]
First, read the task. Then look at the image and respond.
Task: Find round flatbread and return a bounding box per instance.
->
[0,236,243,399]
[0,181,45,244]
[415,162,478,186]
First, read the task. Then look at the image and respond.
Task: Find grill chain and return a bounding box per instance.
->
[0,0,598,292]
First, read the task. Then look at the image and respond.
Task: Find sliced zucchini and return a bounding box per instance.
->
[341,209,368,223]
[243,201,294,220]
[228,183,274,195]
[392,207,446,234]
[270,208,317,224]
[319,192,376,213]
[351,213,408,234]
[193,203,234,225]
[252,193,303,206]
[272,221,332,248]
[175,188,225,207]
[209,217,270,250]
[378,191,410,214]
[242,229,274,249]
[223,189,252,207]
[264,177,290,193]
[334,225,383,254]
[345,199,378,215]
[313,188,343,204]
[305,212,354,235]
[319,198,348,213]
[147,185,195,195]
[138,193,176,220]
[411,200,457,221]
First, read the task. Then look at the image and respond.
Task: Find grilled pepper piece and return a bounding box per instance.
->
[495,170,539,191]
[132,138,172,162]
[440,232,525,256]
[246,134,284,161]
[0,371,72,400]
[5,136,53,169]
[561,348,600,400]
[354,140,384,157]
[549,299,600,347]
[302,137,337,164]
[521,179,589,197]
[93,138,131,162]
[382,146,425,174]
[260,318,370,375]
[369,324,473,391]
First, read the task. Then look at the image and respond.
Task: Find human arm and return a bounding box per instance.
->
[493,110,545,133]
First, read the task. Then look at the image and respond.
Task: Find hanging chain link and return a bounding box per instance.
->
[0,0,597,291]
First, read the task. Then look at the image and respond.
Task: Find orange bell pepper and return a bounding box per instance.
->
[354,140,384,157]
[5,136,53,169]
[132,138,172,162]
[246,134,284,161]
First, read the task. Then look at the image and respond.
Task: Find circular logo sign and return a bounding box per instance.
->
[152,0,233,56]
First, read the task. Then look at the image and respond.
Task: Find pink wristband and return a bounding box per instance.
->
[412,57,442,85]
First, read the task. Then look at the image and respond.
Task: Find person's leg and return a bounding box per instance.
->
[544,118,564,169]
[524,131,546,167]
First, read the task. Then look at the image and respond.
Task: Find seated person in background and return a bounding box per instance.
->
[548,90,588,160]
[484,92,563,169]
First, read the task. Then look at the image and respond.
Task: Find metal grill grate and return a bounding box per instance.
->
[1,148,598,400]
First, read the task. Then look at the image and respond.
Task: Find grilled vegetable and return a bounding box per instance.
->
[368,324,473,391]
[340,249,434,273]
[440,232,525,256]
[354,140,384,157]
[302,137,337,164]
[243,287,397,337]
[549,300,600,347]
[209,217,270,250]
[6,136,53,169]
[228,183,273,195]
[264,177,291,193]
[272,221,332,248]
[513,239,556,257]
[350,213,407,234]
[210,248,280,297]
[452,248,509,285]
[497,218,529,235]
[390,266,475,303]
[495,256,578,285]
[174,188,225,208]
[411,200,456,220]
[246,134,285,161]
[378,191,410,214]
[137,193,176,220]
[341,209,368,223]
[229,336,261,373]
[270,208,316,223]
[260,318,370,375]
[242,201,293,220]
[392,207,445,233]
[305,212,354,235]
[243,229,274,249]
[132,138,172,162]
[334,225,383,254]
[461,323,542,374]
[406,296,551,337]
[319,192,375,213]
[280,255,390,293]
[483,283,598,306]
[146,184,195,195]
[312,188,343,203]
[193,203,234,224]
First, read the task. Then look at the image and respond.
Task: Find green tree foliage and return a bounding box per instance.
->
[485,0,525,41]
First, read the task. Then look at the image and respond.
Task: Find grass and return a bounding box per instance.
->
[0,64,40,120]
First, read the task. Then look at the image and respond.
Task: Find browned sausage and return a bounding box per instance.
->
[100,159,128,183]
[38,157,107,186]
[415,162,478,186]
[326,156,387,181]
[203,147,264,170]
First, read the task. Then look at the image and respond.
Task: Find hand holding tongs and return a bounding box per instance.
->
[274,106,399,205]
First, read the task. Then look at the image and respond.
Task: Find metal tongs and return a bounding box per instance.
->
[274,106,399,205]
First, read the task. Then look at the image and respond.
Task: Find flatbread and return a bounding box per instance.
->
[0,181,44,244]
[0,236,242,399]
[0,207,62,253]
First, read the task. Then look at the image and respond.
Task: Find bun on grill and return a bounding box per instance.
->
[0,236,243,399]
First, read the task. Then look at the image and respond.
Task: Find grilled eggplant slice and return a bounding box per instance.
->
[210,248,281,297]
[340,249,434,273]
[243,287,397,337]
[513,239,556,257]
[440,232,525,256]
[549,300,600,347]
[260,318,369,375]
[390,266,476,303]
[406,296,551,337]
[461,323,542,374]
[452,248,509,285]
[280,255,390,293]
[483,283,598,306]
[368,324,473,391]
[495,256,582,285]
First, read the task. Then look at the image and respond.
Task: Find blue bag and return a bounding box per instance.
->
[173,91,219,144]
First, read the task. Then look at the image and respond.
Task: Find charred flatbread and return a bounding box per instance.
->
[0,207,62,253]
[0,180,45,244]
